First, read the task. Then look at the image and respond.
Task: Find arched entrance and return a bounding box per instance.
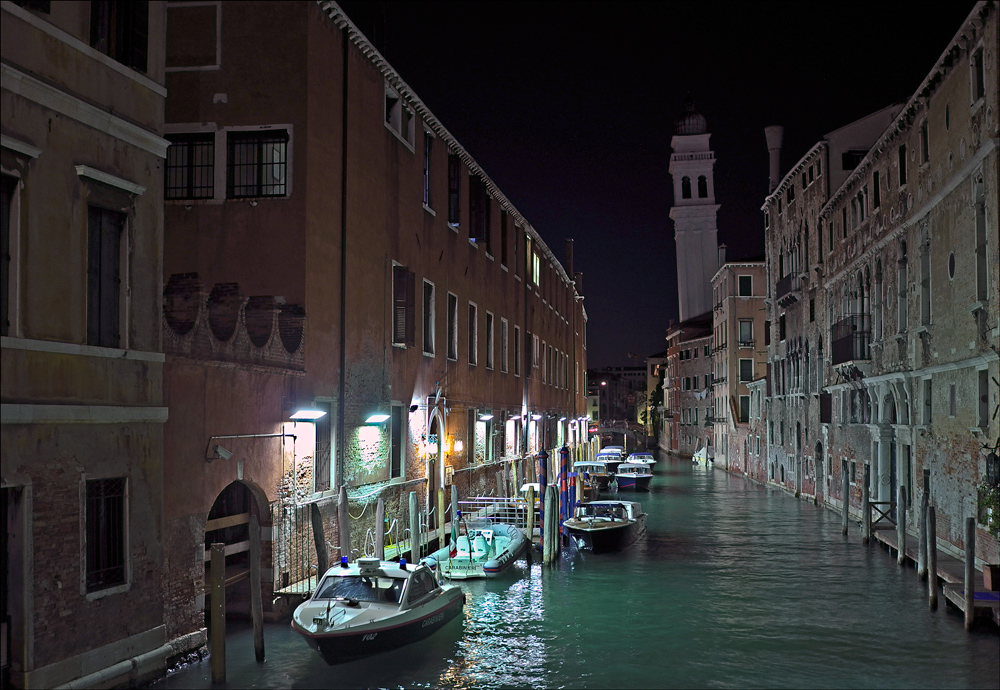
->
[204,480,271,626]
[880,394,898,518]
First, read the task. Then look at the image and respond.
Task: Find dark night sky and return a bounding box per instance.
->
[337,1,977,368]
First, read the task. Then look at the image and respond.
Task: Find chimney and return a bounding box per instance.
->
[765,125,784,193]
[718,243,727,267]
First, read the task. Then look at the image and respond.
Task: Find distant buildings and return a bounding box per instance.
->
[587,366,645,423]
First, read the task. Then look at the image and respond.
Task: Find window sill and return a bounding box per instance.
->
[423,351,435,358]
[423,204,436,217]
[967,301,985,313]
[448,223,460,233]
[85,582,130,601]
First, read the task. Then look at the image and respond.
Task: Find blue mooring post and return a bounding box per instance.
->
[538,448,549,547]
[559,445,569,528]
[568,472,576,519]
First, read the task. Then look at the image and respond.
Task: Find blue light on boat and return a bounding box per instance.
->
[399,557,407,568]
[340,556,348,567]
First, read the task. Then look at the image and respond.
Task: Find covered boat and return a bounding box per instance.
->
[291,557,464,665]
[614,462,652,491]
[574,460,612,491]
[626,451,656,468]
[564,500,647,553]
[421,520,527,579]
[595,447,625,474]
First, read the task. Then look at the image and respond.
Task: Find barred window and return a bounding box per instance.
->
[165,133,214,199]
[86,477,127,592]
[226,130,289,198]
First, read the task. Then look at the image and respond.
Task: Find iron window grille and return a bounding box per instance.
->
[86,477,126,591]
[165,133,215,199]
[226,130,289,198]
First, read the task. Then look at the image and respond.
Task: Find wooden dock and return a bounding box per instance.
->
[872,527,999,626]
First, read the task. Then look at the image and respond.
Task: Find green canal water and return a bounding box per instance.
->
[150,452,999,689]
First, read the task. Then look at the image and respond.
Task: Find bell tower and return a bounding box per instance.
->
[669,95,720,322]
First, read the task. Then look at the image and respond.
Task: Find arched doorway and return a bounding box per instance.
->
[204,481,270,627]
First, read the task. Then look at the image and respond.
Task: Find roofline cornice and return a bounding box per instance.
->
[761,141,827,211]
[317,1,577,291]
[819,1,995,220]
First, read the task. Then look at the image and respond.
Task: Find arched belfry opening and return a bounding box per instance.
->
[204,480,271,627]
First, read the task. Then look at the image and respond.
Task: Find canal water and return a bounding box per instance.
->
[150,452,999,689]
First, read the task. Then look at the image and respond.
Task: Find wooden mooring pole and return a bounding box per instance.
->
[841,460,850,535]
[917,488,929,578]
[928,506,938,610]
[964,516,975,630]
[897,486,906,566]
[526,486,536,548]
[311,501,329,577]
[409,491,420,564]
[210,543,226,684]
[861,464,871,544]
[249,515,264,662]
[375,497,386,560]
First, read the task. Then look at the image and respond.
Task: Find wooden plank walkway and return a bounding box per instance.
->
[872,528,999,625]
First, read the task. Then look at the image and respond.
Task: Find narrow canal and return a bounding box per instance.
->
[150,451,999,689]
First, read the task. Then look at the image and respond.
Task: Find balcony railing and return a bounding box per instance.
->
[738,339,755,348]
[831,314,871,365]
[775,273,801,306]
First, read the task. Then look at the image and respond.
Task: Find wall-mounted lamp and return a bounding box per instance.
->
[454,439,464,453]
[479,413,494,421]
[206,444,233,462]
[365,413,390,424]
[531,414,542,420]
[559,416,567,422]
[509,414,521,421]
[290,408,327,420]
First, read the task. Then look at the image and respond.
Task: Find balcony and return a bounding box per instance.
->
[775,273,801,308]
[738,339,755,349]
[831,314,871,365]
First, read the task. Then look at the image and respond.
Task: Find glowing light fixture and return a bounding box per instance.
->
[559,416,567,421]
[455,440,464,452]
[532,414,542,420]
[365,413,390,423]
[290,408,327,420]
[479,413,494,421]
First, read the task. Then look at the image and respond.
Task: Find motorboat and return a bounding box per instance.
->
[574,460,612,491]
[614,462,652,491]
[595,447,625,474]
[693,446,713,466]
[563,500,647,553]
[420,520,527,579]
[291,557,464,665]
[626,451,656,469]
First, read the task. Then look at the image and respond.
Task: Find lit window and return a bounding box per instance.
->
[226,129,288,198]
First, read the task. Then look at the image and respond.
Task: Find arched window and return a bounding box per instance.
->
[697,175,708,198]
[681,176,691,199]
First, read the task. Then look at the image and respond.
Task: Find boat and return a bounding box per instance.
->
[574,460,612,491]
[595,447,625,474]
[626,451,656,469]
[692,446,713,466]
[614,462,653,491]
[290,556,465,665]
[420,519,527,579]
[563,500,647,553]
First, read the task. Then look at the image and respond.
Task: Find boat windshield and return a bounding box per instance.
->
[580,504,628,520]
[314,575,404,604]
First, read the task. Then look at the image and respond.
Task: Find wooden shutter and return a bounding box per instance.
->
[0,175,15,337]
[405,269,415,347]
[448,154,460,225]
[393,264,407,345]
[87,206,121,348]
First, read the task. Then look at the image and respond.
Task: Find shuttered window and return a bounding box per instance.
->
[86,477,127,591]
[87,206,123,348]
[1,175,15,337]
[392,265,415,347]
[90,1,148,73]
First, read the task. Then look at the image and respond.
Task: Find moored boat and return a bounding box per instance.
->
[595,447,625,474]
[420,520,527,579]
[291,557,464,665]
[574,460,612,491]
[614,462,652,491]
[563,500,647,553]
[626,451,656,469]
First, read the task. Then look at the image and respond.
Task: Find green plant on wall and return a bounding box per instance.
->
[978,482,999,538]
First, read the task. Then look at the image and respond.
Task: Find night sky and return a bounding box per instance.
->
[337,1,977,368]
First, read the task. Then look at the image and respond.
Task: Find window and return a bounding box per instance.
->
[468,302,478,365]
[872,170,880,209]
[469,176,488,243]
[898,144,907,186]
[87,206,123,348]
[13,0,50,11]
[979,370,990,431]
[739,395,750,423]
[448,154,461,227]
[447,293,458,360]
[971,46,986,103]
[501,318,509,373]
[532,251,541,288]
[697,175,708,198]
[226,129,289,198]
[501,211,509,268]
[739,359,753,382]
[1,175,15,337]
[422,132,433,209]
[898,242,908,332]
[384,83,414,147]
[920,238,931,325]
[920,121,929,164]
[513,325,521,376]
[314,401,333,491]
[786,186,794,204]
[949,383,957,417]
[842,150,865,171]
[422,280,435,355]
[390,405,403,480]
[86,477,127,592]
[809,298,815,322]
[922,378,932,425]
[90,1,148,73]
[704,345,709,356]
[485,312,494,370]
[779,314,786,341]
[974,178,988,301]
[165,134,214,200]
[738,275,752,296]
[392,265,415,347]
[842,207,848,238]
[739,320,753,347]
[681,176,691,199]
